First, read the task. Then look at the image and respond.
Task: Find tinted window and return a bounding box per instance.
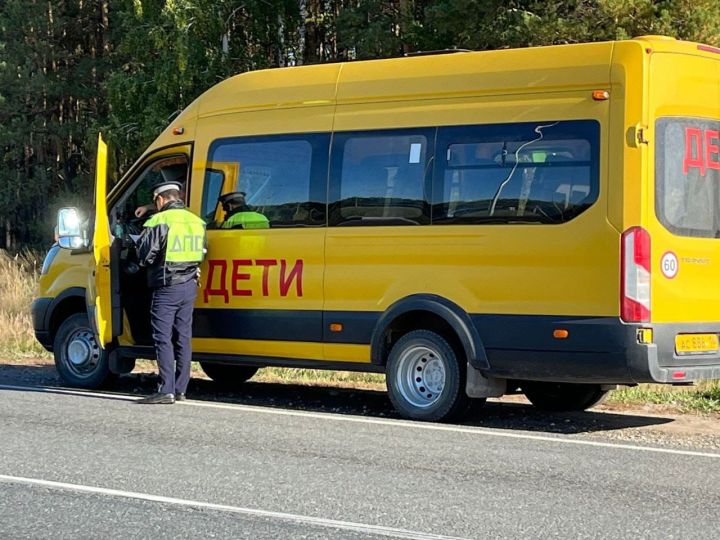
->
[329,129,433,226]
[202,169,224,222]
[656,117,720,238]
[433,120,599,224]
[111,156,188,232]
[204,134,329,228]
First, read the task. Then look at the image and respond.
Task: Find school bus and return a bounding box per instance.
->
[33,36,720,421]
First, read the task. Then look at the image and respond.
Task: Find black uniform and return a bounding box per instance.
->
[137,197,206,401]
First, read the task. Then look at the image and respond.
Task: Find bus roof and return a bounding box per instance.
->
[190,36,715,119]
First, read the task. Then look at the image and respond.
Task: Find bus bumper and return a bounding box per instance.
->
[627,322,720,384]
[476,315,720,385]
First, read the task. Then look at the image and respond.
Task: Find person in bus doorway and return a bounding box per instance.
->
[136,180,207,404]
[135,180,187,219]
[135,158,188,219]
[218,191,269,229]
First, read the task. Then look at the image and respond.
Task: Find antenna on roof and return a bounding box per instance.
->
[404,48,472,57]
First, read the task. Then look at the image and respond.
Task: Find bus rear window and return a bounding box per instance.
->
[656,117,720,238]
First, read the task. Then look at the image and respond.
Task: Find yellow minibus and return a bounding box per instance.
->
[33,36,720,421]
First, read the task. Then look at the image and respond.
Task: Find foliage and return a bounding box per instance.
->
[0,1,110,248]
[337,0,720,58]
[106,0,302,164]
[1,1,719,249]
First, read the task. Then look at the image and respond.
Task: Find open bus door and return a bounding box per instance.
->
[86,134,117,348]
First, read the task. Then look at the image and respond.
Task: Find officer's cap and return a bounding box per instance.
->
[218,191,247,205]
[152,180,183,199]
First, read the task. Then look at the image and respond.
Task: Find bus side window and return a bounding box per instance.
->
[202,134,330,229]
[433,120,599,224]
[329,129,434,226]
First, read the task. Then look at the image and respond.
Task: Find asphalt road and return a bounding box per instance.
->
[0,373,719,539]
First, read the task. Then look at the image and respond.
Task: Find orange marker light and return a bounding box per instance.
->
[553,329,569,339]
[592,90,610,101]
[172,127,185,135]
[329,323,343,333]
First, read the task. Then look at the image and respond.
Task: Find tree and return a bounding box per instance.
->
[0,0,110,249]
[106,0,302,168]
[0,0,718,250]
[335,0,720,59]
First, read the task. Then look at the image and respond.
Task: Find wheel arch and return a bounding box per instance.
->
[47,287,87,344]
[370,294,489,370]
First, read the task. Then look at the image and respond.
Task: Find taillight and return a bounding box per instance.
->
[621,227,651,322]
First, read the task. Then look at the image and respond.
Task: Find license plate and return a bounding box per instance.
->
[675,334,719,355]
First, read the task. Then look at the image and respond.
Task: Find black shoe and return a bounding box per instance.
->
[138,392,175,405]
[176,393,186,401]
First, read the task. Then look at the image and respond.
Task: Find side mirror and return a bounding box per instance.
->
[57,207,87,249]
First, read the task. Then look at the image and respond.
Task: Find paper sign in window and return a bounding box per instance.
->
[409,143,422,164]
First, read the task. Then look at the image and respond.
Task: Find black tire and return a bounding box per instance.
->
[53,313,111,388]
[386,329,468,422]
[200,362,259,387]
[522,382,609,411]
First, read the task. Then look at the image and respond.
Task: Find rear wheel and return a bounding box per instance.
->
[200,362,258,387]
[386,330,468,422]
[53,313,111,388]
[522,382,608,411]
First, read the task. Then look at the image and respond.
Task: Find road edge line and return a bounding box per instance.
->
[0,473,468,540]
[2,383,719,459]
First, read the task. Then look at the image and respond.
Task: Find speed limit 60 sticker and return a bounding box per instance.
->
[661,251,678,279]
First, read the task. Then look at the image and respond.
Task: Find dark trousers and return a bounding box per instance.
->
[150,279,197,395]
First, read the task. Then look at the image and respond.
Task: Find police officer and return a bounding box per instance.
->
[137,180,207,404]
[218,191,269,229]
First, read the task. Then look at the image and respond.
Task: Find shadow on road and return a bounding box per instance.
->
[0,362,60,387]
[0,362,673,434]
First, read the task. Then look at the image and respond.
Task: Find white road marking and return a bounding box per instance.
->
[0,384,138,401]
[0,474,467,540]
[1,383,719,459]
[181,400,720,459]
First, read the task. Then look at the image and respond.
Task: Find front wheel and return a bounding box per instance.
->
[53,313,111,388]
[522,382,608,411]
[200,362,259,387]
[386,330,468,422]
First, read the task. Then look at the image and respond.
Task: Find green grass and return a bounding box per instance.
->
[254,367,385,388]
[607,382,720,414]
[135,360,387,389]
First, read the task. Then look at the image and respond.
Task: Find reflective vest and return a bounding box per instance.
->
[144,208,206,263]
[221,211,270,230]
